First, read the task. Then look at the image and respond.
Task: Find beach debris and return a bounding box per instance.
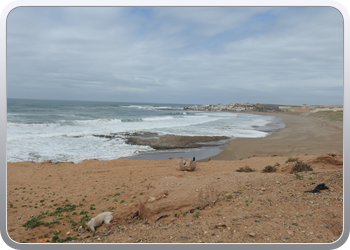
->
[18,217,22,220]
[193,157,196,161]
[103,231,111,236]
[304,183,329,193]
[66,231,70,235]
[249,233,256,237]
[31,215,35,218]
[215,225,227,230]
[179,159,196,171]
[156,214,168,222]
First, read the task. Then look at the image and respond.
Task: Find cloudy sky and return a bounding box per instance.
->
[7,7,343,105]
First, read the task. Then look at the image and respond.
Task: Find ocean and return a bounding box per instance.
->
[7,98,285,163]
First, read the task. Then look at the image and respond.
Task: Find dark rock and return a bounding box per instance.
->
[304,183,329,193]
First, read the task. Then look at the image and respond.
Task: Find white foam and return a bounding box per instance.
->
[7,111,281,163]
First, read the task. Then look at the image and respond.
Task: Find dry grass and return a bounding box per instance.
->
[236,165,256,172]
[292,161,313,172]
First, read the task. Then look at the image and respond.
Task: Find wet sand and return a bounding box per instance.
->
[203,112,343,161]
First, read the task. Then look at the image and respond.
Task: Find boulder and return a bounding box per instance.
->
[179,159,196,171]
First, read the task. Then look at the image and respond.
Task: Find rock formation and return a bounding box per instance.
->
[179,158,196,171]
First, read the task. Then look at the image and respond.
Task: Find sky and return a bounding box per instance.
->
[6,7,343,106]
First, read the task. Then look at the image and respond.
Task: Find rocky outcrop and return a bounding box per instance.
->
[183,103,254,112]
[125,134,229,150]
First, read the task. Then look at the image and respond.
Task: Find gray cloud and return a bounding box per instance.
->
[7,7,343,105]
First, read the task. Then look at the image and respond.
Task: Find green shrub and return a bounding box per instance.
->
[193,211,201,218]
[51,236,78,243]
[79,214,91,224]
[22,215,46,230]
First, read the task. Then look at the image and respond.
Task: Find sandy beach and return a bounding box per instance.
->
[205,112,343,161]
[7,112,343,244]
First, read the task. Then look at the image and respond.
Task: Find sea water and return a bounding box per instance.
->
[7,98,285,163]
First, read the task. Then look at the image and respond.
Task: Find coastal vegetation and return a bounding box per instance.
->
[309,111,343,122]
[292,161,313,172]
[236,165,256,172]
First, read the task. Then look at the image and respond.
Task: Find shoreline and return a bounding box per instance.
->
[7,111,343,164]
[126,111,342,162]
[200,111,343,161]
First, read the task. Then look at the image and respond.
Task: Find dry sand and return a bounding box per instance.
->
[205,112,343,161]
[6,112,343,244]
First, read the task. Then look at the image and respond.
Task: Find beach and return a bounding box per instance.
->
[7,111,343,244]
[205,112,343,161]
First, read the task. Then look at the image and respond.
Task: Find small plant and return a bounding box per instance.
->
[262,165,277,173]
[286,157,299,163]
[79,214,91,224]
[292,161,313,172]
[226,195,233,199]
[309,177,313,180]
[22,215,45,230]
[193,211,201,218]
[236,165,256,172]
[180,211,189,216]
[295,173,304,180]
[51,235,78,243]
